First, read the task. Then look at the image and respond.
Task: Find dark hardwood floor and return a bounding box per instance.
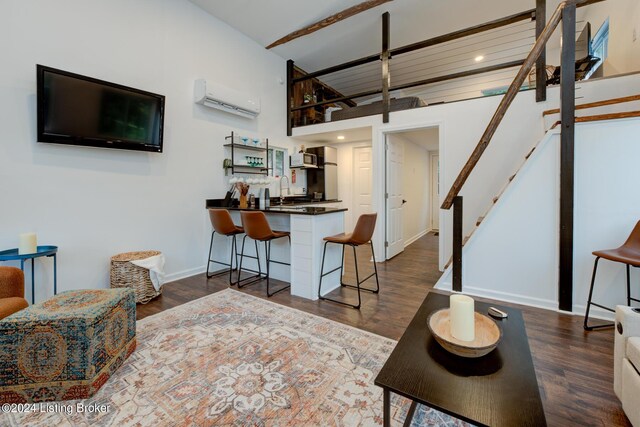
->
[137,232,629,427]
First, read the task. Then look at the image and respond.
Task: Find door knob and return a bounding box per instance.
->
[402,199,407,204]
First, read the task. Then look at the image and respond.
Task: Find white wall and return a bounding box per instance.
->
[0,0,293,302]
[573,118,640,318]
[396,138,431,245]
[435,117,640,319]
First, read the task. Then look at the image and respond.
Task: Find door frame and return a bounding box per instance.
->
[384,135,406,259]
[430,152,440,231]
[376,121,444,264]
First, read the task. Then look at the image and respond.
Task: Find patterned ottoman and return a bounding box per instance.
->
[0,289,136,403]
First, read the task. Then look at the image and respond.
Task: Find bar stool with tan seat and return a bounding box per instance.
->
[206,209,244,285]
[318,213,379,309]
[237,211,291,297]
[584,220,640,330]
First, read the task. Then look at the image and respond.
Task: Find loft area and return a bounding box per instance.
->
[287,2,613,132]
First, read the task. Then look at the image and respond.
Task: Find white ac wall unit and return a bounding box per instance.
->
[194,79,260,119]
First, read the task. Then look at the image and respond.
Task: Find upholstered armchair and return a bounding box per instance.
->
[614,305,640,426]
[0,266,29,319]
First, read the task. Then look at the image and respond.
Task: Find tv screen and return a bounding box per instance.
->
[37,65,165,153]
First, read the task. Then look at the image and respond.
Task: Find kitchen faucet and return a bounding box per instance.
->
[279,175,290,205]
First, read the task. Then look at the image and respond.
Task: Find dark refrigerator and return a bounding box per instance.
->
[306,146,338,200]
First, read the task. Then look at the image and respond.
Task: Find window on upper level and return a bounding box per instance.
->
[586,18,610,79]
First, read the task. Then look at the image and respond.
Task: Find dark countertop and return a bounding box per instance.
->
[225,206,347,216]
[205,197,344,216]
[270,197,341,205]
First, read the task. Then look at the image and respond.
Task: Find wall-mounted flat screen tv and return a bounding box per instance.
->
[37,65,165,153]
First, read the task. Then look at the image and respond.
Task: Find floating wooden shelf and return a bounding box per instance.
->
[232,164,267,170]
[223,143,267,152]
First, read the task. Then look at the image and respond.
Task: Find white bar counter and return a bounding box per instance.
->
[207,205,346,300]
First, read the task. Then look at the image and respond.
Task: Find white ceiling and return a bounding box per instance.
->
[190,0,593,107]
[293,126,372,144]
[292,125,439,151]
[190,0,565,73]
[394,127,439,151]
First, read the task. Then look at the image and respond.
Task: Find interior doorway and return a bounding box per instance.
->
[353,146,373,228]
[384,126,440,264]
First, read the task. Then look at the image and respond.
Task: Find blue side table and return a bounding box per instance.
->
[0,246,58,304]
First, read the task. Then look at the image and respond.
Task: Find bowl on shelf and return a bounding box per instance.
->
[427,308,502,358]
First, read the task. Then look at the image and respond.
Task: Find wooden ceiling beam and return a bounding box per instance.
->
[266,0,392,49]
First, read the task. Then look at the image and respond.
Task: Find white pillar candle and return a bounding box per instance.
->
[450,294,475,342]
[18,233,37,255]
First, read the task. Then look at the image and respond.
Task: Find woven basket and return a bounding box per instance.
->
[110,250,162,304]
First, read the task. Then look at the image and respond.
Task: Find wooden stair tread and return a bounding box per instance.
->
[542,94,640,116]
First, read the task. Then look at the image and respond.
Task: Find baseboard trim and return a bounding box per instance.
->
[164,265,206,284]
[404,229,430,247]
[435,280,616,321]
[435,281,558,312]
[572,303,615,321]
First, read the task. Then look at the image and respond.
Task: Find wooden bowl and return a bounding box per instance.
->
[427,308,502,358]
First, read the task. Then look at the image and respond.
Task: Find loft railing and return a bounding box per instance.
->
[286,7,547,135]
[440,0,603,311]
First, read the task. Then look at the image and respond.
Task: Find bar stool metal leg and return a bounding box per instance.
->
[319,241,381,309]
[206,231,240,286]
[206,231,216,278]
[351,245,362,309]
[237,235,264,288]
[370,242,380,292]
[264,238,291,297]
[229,235,237,286]
[318,244,360,309]
[584,257,614,330]
[627,264,631,306]
[339,244,380,294]
[339,245,346,286]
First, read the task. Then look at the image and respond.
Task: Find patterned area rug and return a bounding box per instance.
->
[1,289,470,426]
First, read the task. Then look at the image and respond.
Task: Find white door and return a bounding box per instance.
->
[353,146,373,230]
[431,153,440,231]
[386,136,405,259]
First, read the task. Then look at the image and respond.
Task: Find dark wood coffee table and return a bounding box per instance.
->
[374,293,546,427]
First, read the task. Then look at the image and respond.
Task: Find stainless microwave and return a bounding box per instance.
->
[290,152,317,168]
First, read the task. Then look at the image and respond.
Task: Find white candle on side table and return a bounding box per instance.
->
[18,233,37,255]
[450,294,475,341]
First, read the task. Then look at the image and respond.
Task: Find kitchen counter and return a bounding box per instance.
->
[226,206,346,216]
[275,197,341,205]
[206,198,341,209]
[205,201,345,300]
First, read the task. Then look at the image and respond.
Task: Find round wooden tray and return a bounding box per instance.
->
[427,308,502,358]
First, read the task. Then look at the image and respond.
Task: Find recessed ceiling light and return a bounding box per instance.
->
[475,55,485,62]
[337,135,345,140]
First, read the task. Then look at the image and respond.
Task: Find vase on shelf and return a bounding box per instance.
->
[239,194,248,209]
